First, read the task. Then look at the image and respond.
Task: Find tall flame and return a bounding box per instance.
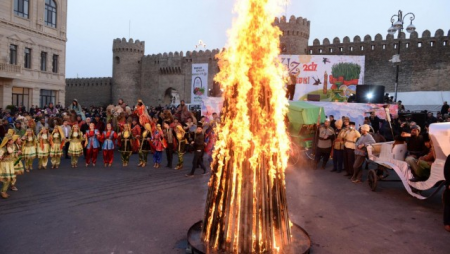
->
[202,0,291,253]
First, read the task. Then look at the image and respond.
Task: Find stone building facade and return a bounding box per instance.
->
[66,15,450,106]
[65,77,112,107]
[0,0,67,109]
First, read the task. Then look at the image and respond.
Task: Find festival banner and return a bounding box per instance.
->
[191,64,209,104]
[280,55,365,102]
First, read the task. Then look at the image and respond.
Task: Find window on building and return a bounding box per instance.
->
[360,46,364,51]
[14,0,29,18]
[339,47,343,52]
[52,54,59,73]
[12,87,30,109]
[40,89,56,108]
[24,48,31,69]
[371,45,375,50]
[41,52,47,71]
[10,45,18,65]
[329,48,333,53]
[44,0,57,28]
[349,46,354,52]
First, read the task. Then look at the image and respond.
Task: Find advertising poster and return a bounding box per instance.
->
[280,55,365,102]
[191,64,209,104]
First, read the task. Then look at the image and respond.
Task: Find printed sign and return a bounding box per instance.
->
[191,64,209,104]
[280,55,365,102]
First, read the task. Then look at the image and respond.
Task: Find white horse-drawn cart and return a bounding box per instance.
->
[366,122,450,199]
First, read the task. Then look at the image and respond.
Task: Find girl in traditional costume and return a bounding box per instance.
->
[68,124,84,167]
[37,127,51,169]
[118,124,133,167]
[174,125,188,170]
[134,99,152,126]
[152,124,165,168]
[131,118,141,154]
[84,123,101,167]
[0,134,18,199]
[21,128,37,172]
[49,126,64,169]
[11,134,23,191]
[101,123,117,167]
[138,123,153,167]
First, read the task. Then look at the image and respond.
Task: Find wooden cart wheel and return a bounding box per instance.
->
[368,169,378,192]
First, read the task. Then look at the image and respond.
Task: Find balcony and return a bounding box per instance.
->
[0,63,22,75]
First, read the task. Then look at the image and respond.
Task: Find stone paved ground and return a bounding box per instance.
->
[0,152,448,254]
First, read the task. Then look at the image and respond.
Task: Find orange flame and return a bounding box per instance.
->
[202,0,291,253]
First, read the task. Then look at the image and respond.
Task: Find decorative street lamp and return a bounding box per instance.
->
[387,10,416,102]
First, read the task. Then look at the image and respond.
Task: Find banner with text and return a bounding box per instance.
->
[191,64,209,104]
[280,55,365,102]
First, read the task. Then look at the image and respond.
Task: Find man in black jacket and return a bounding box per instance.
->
[186,126,206,176]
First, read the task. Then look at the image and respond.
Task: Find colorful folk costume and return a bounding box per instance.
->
[7,129,24,178]
[84,124,101,167]
[68,125,84,167]
[37,127,51,169]
[152,124,165,168]
[21,128,37,172]
[134,99,152,126]
[118,124,133,166]
[13,134,24,177]
[0,134,17,199]
[131,122,141,154]
[174,125,188,170]
[138,123,153,168]
[101,124,117,167]
[49,126,65,169]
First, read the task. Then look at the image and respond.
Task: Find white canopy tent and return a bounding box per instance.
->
[389,91,450,113]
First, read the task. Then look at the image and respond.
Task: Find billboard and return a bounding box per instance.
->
[191,64,209,104]
[280,55,365,102]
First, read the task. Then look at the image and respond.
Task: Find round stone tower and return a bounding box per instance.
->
[112,38,145,105]
[275,15,310,55]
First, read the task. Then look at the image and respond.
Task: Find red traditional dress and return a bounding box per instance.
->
[131,124,142,153]
[134,104,151,126]
[100,130,118,166]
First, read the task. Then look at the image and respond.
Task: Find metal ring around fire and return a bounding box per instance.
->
[187,220,311,254]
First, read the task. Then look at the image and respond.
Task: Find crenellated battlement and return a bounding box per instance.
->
[113,37,145,53]
[274,15,310,27]
[66,77,112,87]
[143,49,222,65]
[308,29,450,54]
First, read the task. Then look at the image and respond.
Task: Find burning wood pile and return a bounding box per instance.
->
[201,0,293,252]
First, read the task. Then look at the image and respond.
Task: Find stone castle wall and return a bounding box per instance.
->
[66,16,450,106]
[308,29,450,92]
[65,77,112,107]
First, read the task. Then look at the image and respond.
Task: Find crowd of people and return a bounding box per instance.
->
[312,101,450,232]
[0,99,220,200]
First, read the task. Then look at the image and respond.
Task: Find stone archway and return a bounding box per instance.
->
[164,87,180,106]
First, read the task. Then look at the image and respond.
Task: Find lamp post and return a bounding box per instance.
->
[387,10,416,102]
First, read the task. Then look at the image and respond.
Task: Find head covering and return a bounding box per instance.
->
[343,116,350,121]
[144,123,151,131]
[0,134,13,148]
[73,99,78,102]
[7,129,15,135]
[324,118,330,122]
[12,135,20,142]
[411,125,421,132]
[361,124,370,132]
[335,119,343,129]
[349,121,356,126]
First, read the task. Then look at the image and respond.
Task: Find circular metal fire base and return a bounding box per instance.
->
[187,221,311,254]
